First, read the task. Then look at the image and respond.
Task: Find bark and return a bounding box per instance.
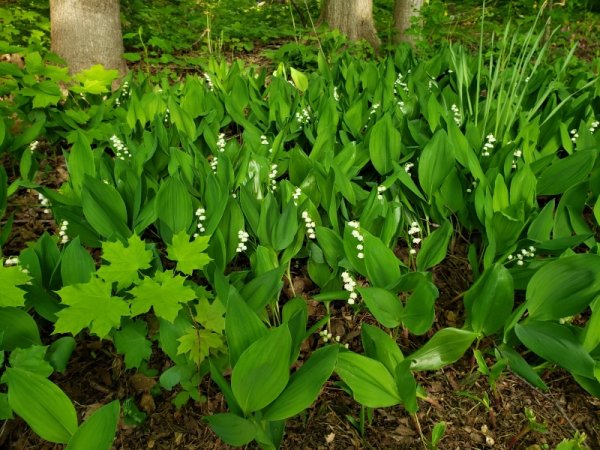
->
[320,0,380,48]
[393,0,424,46]
[50,0,127,76]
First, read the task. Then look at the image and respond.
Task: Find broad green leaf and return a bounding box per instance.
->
[97,234,152,290]
[82,176,130,240]
[114,320,152,369]
[155,178,193,238]
[290,67,308,92]
[395,360,418,413]
[364,233,401,289]
[464,263,514,336]
[403,280,438,335]
[240,266,285,312]
[65,400,119,450]
[47,337,76,373]
[0,263,31,307]
[168,97,196,138]
[335,352,401,408]
[55,277,129,338]
[231,326,292,414]
[166,231,211,275]
[418,130,455,197]
[537,149,596,195]
[272,201,298,251]
[130,271,196,323]
[369,114,402,175]
[525,254,600,321]
[357,287,403,328]
[497,345,547,390]
[61,237,95,286]
[226,289,268,367]
[416,221,452,272]
[5,367,78,444]
[262,345,338,420]
[196,297,225,333]
[361,323,403,375]
[515,321,596,378]
[204,413,256,447]
[9,345,53,377]
[67,130,95,196]
[0,307,41,350]
[409,328,477,371]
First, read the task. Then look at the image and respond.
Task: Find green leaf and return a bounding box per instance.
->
[82,176,130,240]
[409,328,477,371]
[418,130,455,197]
[5,367,78,444]
[204,413,256,447]
[335,352,401,408]
[47,337,76,373]
[98,234,152,290]
[537,149,596,195]
[361,323,404,375]
[155,178,193,239]
[272,201,299,251]
[290,67,309,92]
[226,290,268,367]
[395,360,418,413]
[464,263,514,336]
[364,233,401,289]
[114,320,152,369]
[65,400,120,450]
[416,221,453,272]
[525,254,600,321]
[73,64,119,94]
[497,345,547,390]
[369,114,402,175]
[515,321,596,378]
[0,263,31,307]
[231,326,292,414]
[130,271,196,323]
[196,297,225,333]
[55,277,130,339]
[403,279,438,335]
[240,266,285,312]
[0,307,41,350]
[177,328,224,366]
[166,231,211,275]
[262,345,338,421]
[61,237,96,286]
[9,345,53,377]
[357,287,403,328]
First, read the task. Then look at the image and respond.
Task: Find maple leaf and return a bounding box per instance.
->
[114,320,152,369]
[98,234,153,290]
[0,263,31,308]
[177,327,225,366]
[195,297,225,334]
[166,231,211,275]
[54,277,130,338]
[130,271,196,323]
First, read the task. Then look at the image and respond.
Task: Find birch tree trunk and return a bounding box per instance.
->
[320,0,380,48]
[394,0,424,46]
[50,0,127,76]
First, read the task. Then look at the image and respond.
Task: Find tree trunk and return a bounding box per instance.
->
[50,0,127,76]
[394,0,424,46]
[320,0,380,48]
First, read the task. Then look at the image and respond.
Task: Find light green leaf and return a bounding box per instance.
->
[409,328,477,371]
[525,254,600,321]
[0,263,31,307]
[9,345,53,377]
[196,297,225,334]
[416,221,453,272]
[335,352,401,408]
[166,231,211,275]
[130,271,196,323]
[73,65,119,94]
[113,320,152,369]
[357,287,403,328]
[65,400,120,450]
[290,67,309,92]
[231,326,292,414]
[97,234,152,290]
[204,413,256,447]
[177,328,224,366]
[364,233,401,289]
[262,345,338,421]
[5,367,78,444]
[361,323,404,375]
[55,277,130,338]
